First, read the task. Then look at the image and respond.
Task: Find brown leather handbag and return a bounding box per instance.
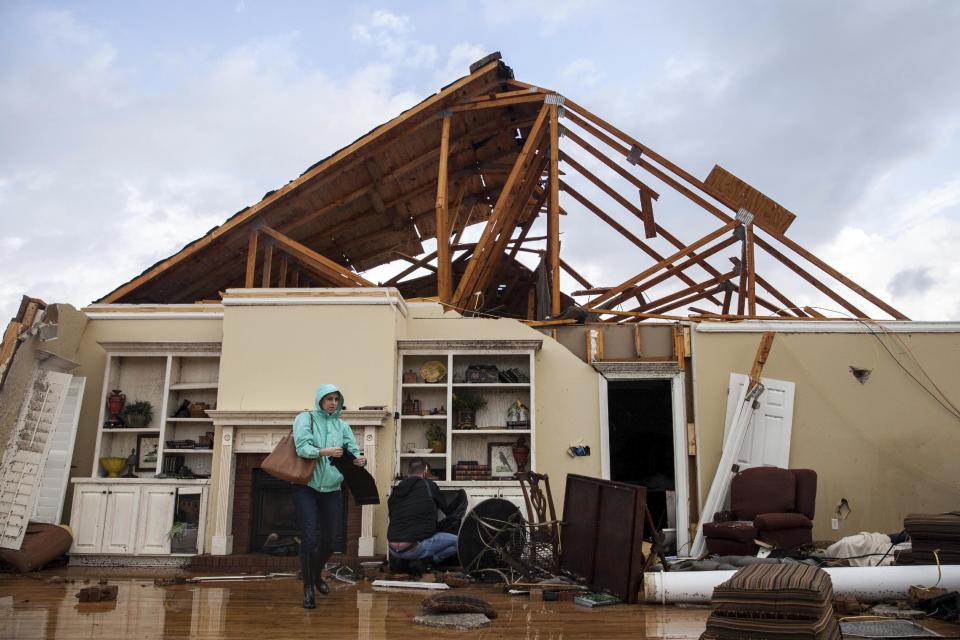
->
[261,414,318,484]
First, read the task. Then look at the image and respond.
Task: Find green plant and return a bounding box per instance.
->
[452,391,487,412]
[121,400,153,427]
[167,521,188,540]
[425,424,445,444]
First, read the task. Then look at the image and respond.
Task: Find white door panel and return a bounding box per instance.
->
[723,373,795,470]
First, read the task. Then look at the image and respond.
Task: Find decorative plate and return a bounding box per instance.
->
[420,360,447,383]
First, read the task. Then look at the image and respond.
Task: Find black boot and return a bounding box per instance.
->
[300,553,316,609]
[312,550,330,595]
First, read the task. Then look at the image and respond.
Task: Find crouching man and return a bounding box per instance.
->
[387,460,459,570]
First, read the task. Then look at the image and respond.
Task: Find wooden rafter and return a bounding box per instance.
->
[563,99,907,320]
[548,101,561,316]
[260,226,374,288]
[452,103,551,310]
[586,220,739,310]
[436,114,453,303]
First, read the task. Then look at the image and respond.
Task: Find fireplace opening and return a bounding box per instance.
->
[250,469,347,555]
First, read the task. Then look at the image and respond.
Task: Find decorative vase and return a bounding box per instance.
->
[512,437,530,473]
[107,389,125,422]
[126,413,149,429]
[429,439,446,454]
[100,456,127,478]
[457,409,476,429]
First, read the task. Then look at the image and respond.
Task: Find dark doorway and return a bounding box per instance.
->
[607,380,675,538]
[250,469,347,554]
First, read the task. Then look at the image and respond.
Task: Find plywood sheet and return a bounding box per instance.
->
[704,165,796,234]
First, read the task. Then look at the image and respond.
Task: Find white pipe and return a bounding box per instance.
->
[644,565,960,604]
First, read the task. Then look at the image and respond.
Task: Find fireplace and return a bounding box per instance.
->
[207,410,388,557]
[250,469,347,554]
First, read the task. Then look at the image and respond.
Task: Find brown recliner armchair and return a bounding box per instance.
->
[703,467,817,556]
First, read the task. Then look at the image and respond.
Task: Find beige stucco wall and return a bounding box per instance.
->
[67,316,223,520]
[403,303,604,509]
[207,300,602,554]
[210,302,401,552]
[692,327,960,541]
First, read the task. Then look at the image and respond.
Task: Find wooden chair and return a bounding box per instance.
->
[515,471,563,575]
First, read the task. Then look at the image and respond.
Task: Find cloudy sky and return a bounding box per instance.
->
[2,1,959,321]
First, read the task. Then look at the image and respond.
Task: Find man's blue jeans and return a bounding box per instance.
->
[391,532,458,563]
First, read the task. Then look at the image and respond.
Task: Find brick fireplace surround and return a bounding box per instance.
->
[204,409,388,558]
[231,453,362,556]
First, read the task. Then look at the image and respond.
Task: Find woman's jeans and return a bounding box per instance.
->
[391,532,459,564]
[292,485,342,565]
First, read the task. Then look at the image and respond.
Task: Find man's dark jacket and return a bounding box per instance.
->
[387,476,446,543]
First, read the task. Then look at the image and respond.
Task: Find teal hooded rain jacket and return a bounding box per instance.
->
[292,384,361,492]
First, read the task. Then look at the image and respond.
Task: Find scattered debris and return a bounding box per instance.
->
[574,592,623,607]
[869,603,926,619]
[371,579,449,590]
[839,619,941,638]
[413,613,490,630]
[438,571,471,587]
[75,585,118,603]
[184,572,295,583]
[154,577,188,586]
[44,576,69,585]
[832,593,864,615]
[421,593,497,619]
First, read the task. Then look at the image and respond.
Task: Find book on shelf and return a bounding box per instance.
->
[574,592,623,608]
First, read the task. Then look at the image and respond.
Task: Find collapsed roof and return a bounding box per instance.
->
[97,53,907,323]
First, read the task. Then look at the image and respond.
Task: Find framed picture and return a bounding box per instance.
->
[136,434,159,472]
[488,441,518,478]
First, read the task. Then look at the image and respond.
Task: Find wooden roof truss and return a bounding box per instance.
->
[98,55,907,322]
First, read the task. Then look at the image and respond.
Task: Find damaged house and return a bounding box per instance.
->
[1,53,957,579]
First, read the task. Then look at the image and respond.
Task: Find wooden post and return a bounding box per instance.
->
[749,332,776,390]
[290,269,300,287]
[548,102,561,317]
[746,223,757,316]
[436,114,452,304]
[737,228,747,315]
[278,255,288,287]
[244,229,258,288]
[260,241,273,288]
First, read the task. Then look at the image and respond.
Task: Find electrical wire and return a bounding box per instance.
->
[784,306,960,424]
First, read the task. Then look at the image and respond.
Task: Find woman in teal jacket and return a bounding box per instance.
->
[292,383,365,608]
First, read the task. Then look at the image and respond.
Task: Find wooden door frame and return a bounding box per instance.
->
[598,368,690,556]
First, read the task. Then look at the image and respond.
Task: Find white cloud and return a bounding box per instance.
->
[560,58,603,87]
[438,43,488,82]
[0,10,424,318]
[350,10,436,68]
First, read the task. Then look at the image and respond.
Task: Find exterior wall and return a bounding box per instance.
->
[692,326,960,541]
[67,314,223,521]
[403,304,603,510]
[209,301,400,553]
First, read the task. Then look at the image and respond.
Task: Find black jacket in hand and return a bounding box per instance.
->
[387,476,446,543]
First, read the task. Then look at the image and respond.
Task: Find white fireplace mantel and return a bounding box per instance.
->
[206,409,389,557]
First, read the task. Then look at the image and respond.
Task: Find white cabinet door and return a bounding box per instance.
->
[463,487,526,513]
[69,485,108,553]
[101,486,141,554]
[137,486,175,554]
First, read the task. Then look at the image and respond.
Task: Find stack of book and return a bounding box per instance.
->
[452,461,491,481]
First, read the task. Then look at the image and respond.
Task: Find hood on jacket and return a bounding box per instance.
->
[391,475,427,499]
[314,383,344,417]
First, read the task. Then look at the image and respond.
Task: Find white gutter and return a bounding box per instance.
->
[696,321,960,333]
[644,565,960,603]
